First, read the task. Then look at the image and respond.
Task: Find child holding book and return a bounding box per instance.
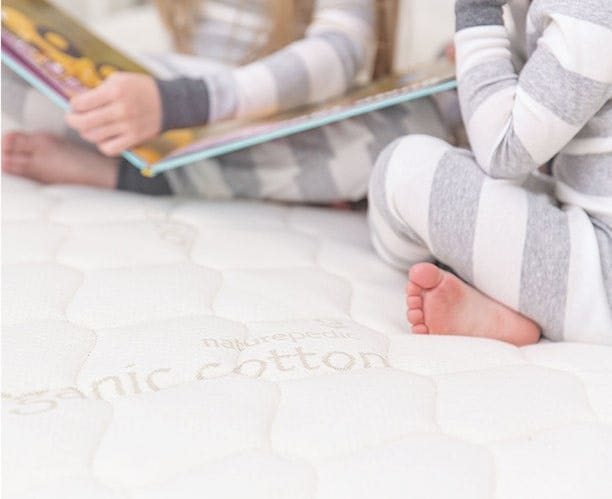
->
[369,0,612,345]
[2,0,448,202]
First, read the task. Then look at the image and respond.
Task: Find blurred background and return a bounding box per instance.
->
[52,0,171,55]
[51,0,456,72]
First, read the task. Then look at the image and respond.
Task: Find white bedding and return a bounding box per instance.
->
[2,174,612,499]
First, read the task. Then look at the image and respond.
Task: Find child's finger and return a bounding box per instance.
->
[80,122,126,144]
[70,82,116,112]
[97,134,135,157]
[66,104,120,132]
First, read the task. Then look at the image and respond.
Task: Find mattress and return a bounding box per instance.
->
[2,173,612,499]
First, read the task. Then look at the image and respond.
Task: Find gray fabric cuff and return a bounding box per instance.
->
[116,158,173,196]
[155,77,210,131]
[455,0,507,31]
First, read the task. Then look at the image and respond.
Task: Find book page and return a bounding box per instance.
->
[1,0,146,96]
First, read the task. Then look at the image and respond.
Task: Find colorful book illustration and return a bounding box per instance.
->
[1,0,457,176]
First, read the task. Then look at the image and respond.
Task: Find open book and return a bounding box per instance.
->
[2,0,457,176]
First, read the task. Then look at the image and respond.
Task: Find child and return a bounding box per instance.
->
[369,0,612,345]
[2,0,448,203]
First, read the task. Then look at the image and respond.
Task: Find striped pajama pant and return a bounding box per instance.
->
[369,134,612,344]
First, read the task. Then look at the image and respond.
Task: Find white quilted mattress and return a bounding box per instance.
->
[2,173,612,499]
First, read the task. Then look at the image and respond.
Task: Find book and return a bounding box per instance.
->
[1,0,457,177]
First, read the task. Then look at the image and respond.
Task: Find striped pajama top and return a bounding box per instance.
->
[455,0,612,226]
[155,0,378,129]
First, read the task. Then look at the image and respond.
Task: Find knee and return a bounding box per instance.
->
[370,134,452,204]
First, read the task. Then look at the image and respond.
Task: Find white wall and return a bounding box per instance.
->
[49,0,170,56]
[51,0,140,20]
[394,0,456,72]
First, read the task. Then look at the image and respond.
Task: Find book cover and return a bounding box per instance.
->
[2,0,457,176]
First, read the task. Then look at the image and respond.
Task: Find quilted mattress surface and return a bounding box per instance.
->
[2,174,612,499]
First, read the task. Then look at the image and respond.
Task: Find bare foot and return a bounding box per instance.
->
[2,132,118,188]
[406,262,540,346]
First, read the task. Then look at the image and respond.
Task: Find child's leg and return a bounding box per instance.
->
[368,135,539,346]
[368,139,436,268]
[369,134,612,345]
[164,98,448,203]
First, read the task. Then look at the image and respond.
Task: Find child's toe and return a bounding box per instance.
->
[412,324,429,334]
[407,309,424,325]
[407,296,422,309]
[405,280,422,297]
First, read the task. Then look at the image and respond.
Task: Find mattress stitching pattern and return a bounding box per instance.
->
[2,175,612,499]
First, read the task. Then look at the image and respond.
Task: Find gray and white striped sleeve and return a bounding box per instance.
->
[156,0,377,130]
[454,0,612,179]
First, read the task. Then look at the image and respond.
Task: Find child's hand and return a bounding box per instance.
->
[66,72,162,156]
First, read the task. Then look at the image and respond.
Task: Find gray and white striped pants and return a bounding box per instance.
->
[369,134,612,344]
[163,98,447,203]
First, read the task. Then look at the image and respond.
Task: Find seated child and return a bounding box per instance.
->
[369,0,612,345]
[2,0,448,203]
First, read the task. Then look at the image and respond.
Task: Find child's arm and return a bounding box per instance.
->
[66,0,376,156]
[455,0,612,179]
[159,0,377,127]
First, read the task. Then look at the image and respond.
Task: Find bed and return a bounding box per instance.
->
[2,173,612,499]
